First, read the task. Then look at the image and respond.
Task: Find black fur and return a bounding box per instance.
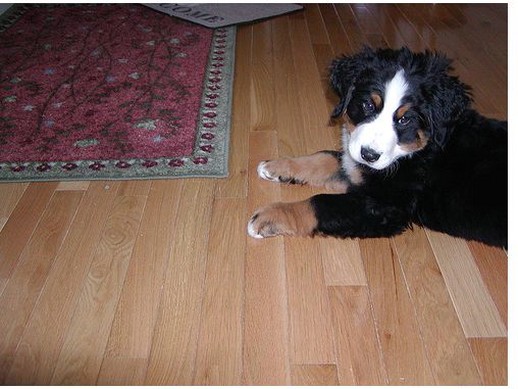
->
[313,47,507,247]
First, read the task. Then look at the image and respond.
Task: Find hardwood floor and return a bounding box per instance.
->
[0,4,508,385]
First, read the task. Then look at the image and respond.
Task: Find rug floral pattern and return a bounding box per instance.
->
[0,5,235,181]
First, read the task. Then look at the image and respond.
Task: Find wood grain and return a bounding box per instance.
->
[103,181,183,360]
[250,22,275,133]
[0,191,82,381]
[329,286,388,385]
[360,237,435,385]
[193,198,246,385]
[291,364,339,385]
[0,182,57,294]
[468,337,507,385]
[426,230,506,338]
[144,179,215,385]
[467,241,508,326]
[55,181,90,191]
[97,357,147,385]
[393,227,482,385]
[5,182,121,385]
[50,195,146,385]
[322,238,367,286]
[0,182,28,231]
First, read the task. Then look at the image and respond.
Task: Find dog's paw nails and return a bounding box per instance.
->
[247,207,286,239]
[247,213,265,239]
[257,161,280,182]
[247,212,276,239]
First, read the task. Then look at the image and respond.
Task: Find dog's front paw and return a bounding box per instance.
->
[257,160,304,185]
[247,210,284,239]
[257,161,279,182]
[247,201,317,239]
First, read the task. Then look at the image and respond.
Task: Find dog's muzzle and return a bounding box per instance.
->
[360,146,381,163]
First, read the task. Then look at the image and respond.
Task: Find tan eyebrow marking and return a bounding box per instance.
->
[371,92,382,109]
[396,103,411,119]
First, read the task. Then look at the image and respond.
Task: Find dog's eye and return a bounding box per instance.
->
[398,116,412,126]
[362,100,376,115]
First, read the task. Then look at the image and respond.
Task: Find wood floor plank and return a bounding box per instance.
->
[304,5,344,120]
[55,181,90,191]
[468,337,507,385]
[467,241,507,326]
[311,43,339,112]
[0,191,82,382]
[97,357,147,386]
[393,227,482,385]
[334,4,368,52]
[329,286,388,385]
[250,21,275,133]
[360,237,435,385]
[104,181,183,361]
[116,180,151,197]
[0,182,57,294]
[304,4,330,46]
[291,364,339,386]
[349,4,389,48]
[378,4,426,50]
[461,4,507,65]
[0,183,28,232]
[5,182,120,385]
[271,16,306,157]
[144,179,215,385]
[318,4,352,56]
[426,230,506,338]
[445,4,506,85]
[193,198,246,385]
[243,235,291,385]
[50,195,146,385]
[285,239,335,365]
[243,131,290,385]
[322,238,367,286]
[394,3,440,52]
[288,12,337,152]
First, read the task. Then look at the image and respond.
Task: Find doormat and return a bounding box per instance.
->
[0,4,235,182]
[145,3,303,28]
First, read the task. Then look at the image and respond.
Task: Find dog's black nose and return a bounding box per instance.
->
[360,146,381,163]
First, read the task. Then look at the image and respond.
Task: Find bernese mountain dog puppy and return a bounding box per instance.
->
[248,47,507,248]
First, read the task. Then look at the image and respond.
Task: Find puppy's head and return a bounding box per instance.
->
[330,47,471,170]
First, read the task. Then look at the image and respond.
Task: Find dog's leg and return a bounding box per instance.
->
[248,193,410,239]
[257,151,348,192]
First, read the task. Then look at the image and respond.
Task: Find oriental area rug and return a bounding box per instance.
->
[0,4,235,182]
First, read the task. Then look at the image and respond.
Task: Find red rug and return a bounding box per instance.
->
[0,4,235,181]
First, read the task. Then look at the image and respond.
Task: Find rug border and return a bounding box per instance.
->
[0,4,236,182]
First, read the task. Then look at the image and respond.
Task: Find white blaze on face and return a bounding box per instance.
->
[348,69,409,170]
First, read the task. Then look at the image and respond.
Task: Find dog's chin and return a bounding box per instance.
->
[360,160,393,171]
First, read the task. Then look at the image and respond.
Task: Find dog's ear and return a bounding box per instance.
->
[330,85,355,119]
[420,53,472,147]
[329,47,376,119]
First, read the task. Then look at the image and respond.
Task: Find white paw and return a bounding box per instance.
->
[247,215,265,239]
[257,161,279,182]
